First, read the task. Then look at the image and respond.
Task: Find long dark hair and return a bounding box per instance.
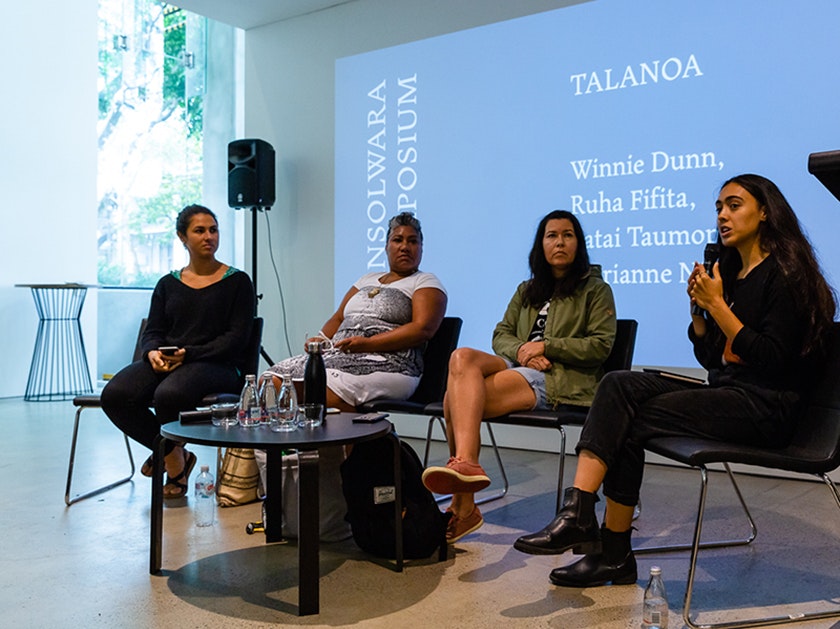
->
[522,210,591,306]
[717,174,836,356]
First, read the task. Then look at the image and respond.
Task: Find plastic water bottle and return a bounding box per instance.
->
[303,341,327,407]
[270,372,298,432]
[194,465,215,527]
[259,376,278,426]
[642,566,668,628]
[238,374,261,428]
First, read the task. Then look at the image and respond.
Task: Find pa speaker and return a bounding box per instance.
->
[228,139,276,208]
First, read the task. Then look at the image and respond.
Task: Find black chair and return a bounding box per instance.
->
[360,316,463,415]
[358,317,469,467]
[65,320,145,505]
[65,317,263,506]
[424,318,638,510]
[636,321,840,629]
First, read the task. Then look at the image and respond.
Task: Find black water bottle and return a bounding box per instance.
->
[303,341,327,407]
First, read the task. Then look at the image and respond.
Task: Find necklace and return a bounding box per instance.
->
[368,271,393,298]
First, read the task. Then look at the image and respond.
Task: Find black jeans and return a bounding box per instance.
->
[576,370,794,507]
[101,360,243,454]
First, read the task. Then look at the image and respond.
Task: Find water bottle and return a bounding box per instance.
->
[304,341,327,408]
[641,566,669,629]
[238,374,261,428]
[271,372,298,432]
[194,465,215,527]
[259,376,278,426]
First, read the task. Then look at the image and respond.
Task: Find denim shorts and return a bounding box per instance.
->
[503,360,549,410]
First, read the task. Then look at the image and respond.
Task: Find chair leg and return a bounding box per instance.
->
[555,426,567,514]
[635,462,756,556]
[821,471,840,510]
[424,416,445,467]
[474,423,509,505]
[633,464,840,629]
[423,415,509,506]
[65,406,136,506]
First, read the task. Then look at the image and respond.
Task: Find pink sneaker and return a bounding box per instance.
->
[422,457,491,495]
[446,506,483,543]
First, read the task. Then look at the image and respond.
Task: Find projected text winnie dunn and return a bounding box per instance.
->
[571,150,721,180]
[570,54,702,95]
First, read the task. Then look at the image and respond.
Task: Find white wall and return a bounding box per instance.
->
[236,2,840,489]
[0,1,98,397]
[239,0,579,368]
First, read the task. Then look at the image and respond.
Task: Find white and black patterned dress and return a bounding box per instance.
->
[266,271,446,406]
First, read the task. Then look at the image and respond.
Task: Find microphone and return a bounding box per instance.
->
[691,243,720,315]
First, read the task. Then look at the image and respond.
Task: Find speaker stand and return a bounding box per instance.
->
[247,205,275,367]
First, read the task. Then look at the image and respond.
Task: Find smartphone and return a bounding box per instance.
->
[158,346,179,356]
[352,412,389,423]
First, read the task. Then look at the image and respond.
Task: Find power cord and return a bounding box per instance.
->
[263,210,294,359]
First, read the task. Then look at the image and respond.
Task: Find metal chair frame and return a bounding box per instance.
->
[65,319,147,506]
[636,321,840,629]
[65,395,137,505]
[65,317,263,506]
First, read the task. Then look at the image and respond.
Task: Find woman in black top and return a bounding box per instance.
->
[102,205,255,500]
[514,174,836,587]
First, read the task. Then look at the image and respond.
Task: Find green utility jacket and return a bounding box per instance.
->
[492,266,616,407]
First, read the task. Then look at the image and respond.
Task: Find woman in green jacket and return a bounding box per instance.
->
[422,210,616,543]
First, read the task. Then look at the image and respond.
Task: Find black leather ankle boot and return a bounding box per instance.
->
[548,526,637,587]
[513,487,601,555]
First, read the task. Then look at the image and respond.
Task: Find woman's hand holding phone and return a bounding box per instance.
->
[150,347,185,372]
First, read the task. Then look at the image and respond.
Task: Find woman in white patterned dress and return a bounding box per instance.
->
[265,212,447,411]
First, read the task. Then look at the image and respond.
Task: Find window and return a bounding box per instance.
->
[97,0,206,286]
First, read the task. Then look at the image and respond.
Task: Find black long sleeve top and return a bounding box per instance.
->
[141,269,256,372]
[689,255,808,395]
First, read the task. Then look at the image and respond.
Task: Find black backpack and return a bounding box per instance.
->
[340,436,450,560]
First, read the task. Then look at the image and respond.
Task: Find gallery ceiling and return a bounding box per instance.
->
[171,0,356,30]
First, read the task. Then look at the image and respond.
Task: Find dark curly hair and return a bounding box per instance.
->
[522,210,591,306]
[386,211,422,242]
[176,204,217,236]
[717,174,836,357]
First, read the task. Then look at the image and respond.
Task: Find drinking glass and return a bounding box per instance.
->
[298,403,324,429]
[210,402,238,427]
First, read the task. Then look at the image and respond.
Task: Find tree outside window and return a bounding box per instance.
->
[97,0,205,286]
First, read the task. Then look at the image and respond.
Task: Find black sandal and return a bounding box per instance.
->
[163,450,196,500]
[141,455,154,478]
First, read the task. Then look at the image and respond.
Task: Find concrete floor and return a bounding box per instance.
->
[3,397,840,628]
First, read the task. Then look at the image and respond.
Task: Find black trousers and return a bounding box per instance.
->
[576,370,795,507]
[101,359,242,454]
